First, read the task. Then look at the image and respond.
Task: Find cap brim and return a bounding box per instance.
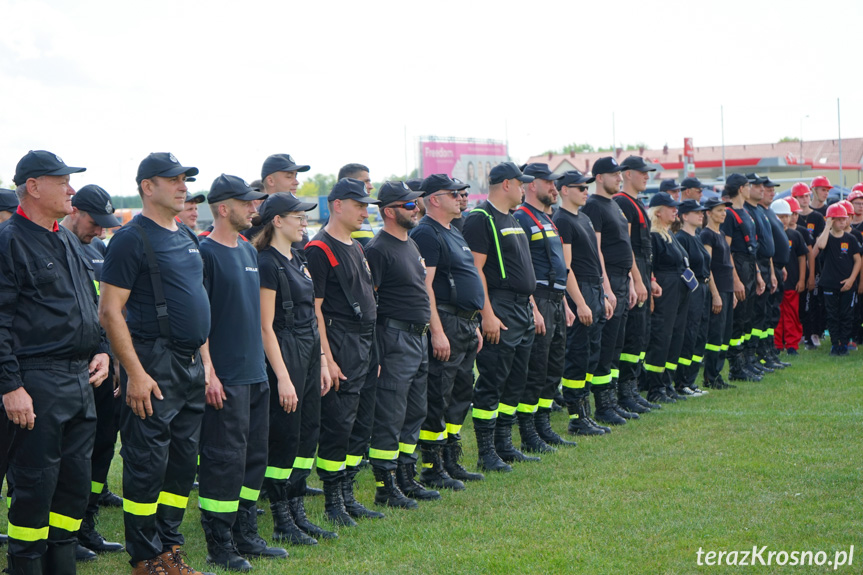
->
[516,175,535,183]
[159,166,200,179]
[186,194,206,204]
[354,196,381,205]
[294,201,318,212]
[680,206,708,213]
[533,173,562,181]
[47,166,87,177]
[89,212,122,228]
[236,191,268,202]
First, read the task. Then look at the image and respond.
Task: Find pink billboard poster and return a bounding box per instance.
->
[421,140,509,198]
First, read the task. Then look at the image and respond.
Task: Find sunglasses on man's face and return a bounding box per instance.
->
[390,201,418,210]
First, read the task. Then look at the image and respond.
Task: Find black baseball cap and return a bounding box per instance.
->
[261,154,311,180]
[328,178,380,204]
[556,170,595,189]
[591,157,622,176]
[14,150,85,186]
[648,192,681,208]
[521,163,562,181]
[421,174,469,196]
[207,174,268,203]
[0,189,18,213]
[378,181,423,206]
[746,173,768,185]
[184,192,205,204]
[136,153,198,184]
[72,185,122,228]
[452,177,470,189]
[680,177,705,189]
[620,156,657,173]
[258,192,317,224]
[489,162,534,185]
[249,179,263,192]
[677,199,707,215]
[406,179,423,192]
[704,197,732,210]
[762,177,780,188]
[726,173,750,189]
[659,179,682,193]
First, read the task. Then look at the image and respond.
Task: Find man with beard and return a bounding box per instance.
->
[512,163,576,452]
[451,180,470,233]
[197,175,287,571]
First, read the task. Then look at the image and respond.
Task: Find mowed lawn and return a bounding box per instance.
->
[27,346,863,574]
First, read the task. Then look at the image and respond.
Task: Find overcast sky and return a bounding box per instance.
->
[2,0,861,196]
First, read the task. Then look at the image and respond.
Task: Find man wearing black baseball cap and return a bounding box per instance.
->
[680,177,706,202]
[512,163,575,452]
[261,154,311,246]
[305,178,382,526]
[659,179,683,201]
[463,161,539,470]
[1,150,110,574]
[0,189,18,224]
[59,184,125,559]
[759,177,792,368]
[176,192,206,230]
[100,152,213,574]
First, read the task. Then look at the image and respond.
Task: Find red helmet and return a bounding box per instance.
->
[784,197,801,212]
[852,183,863,194]
[826,203,848,218]
[847,190,863,202]
[790,182,811,197]
[839,200,854,215]
[810,176,833,189]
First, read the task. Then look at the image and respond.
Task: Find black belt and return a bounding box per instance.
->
[379,317,429,336]
[489,289,530,304]
[132,337,198,357]
[533,287,565,302]
[19,356,90,373]
[325,317,376,333]
[437,304,480,321]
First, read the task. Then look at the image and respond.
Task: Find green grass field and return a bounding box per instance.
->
[28,345,863,573]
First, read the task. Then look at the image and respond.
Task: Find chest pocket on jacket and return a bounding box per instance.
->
[28,257,59,285]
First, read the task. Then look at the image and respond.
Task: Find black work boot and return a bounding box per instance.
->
[566,402,604,436]
[98,485,123,508]
[629,378,659,409]
[611,381,639,419]
[494,413,540,463]
[443,435,484,481]
[270,492,318,546]
[322,479,357,527]
[474,423,512,472]
[45,541,77,575]
[202,512,253,572]
[233,501,289,559]
[75,544,97,562]
[581,396,611,433]
[534,408,576,446]
[341,469,385,519]
[372,467,418,509]
[746,348,771,374]
[78,509,124,553]
[593,385,626,425]
[420,444,465,490]
[617,379,650,414]
[288,496,337,540]
[728,352,758,382]
[396,461,442,500]
[516,411,556,454]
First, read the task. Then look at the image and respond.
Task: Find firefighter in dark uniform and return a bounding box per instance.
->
[512,163,576,451]
[0,151,110,575]
[176,192,205,231]
[99,152,214,575]
[462,162,539,471]
[0,188,17,550]
[305,178,382,526]
[365,182,443,507]
[743,174,777,375]
[580,157,637,426]
[0,190,18,224]
[720,173,765,382]
[339,164,376,247]
[758,178,791,368]
[197,175,287,571]
[411,175,485,483]
[615,156,661,413]
[59,184,125,558]
[261,154,312,249]
[553,171,614,436]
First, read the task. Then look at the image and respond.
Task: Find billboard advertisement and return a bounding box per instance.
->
[420,138,509,197]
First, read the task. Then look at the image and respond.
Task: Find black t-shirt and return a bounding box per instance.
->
[818,232,860,291]
[513,203,568,290]
[700,227,734,293]
[366,230,430,324]
[676,231,711,280]
[783,228,809,291]
[812,204,828,216]
[764,207,790,267]
[450,217,464,233]
[614,193,652,260]
[746,203,774,259]
[553,207,602,281]
[101,215,210,348]
[798,210,825,241]
[80,236,107,281]
[410,215,484,311]
[720,206,758,256]
[258,246,316,329]
[305,230,377,322]
[651,231,688,274]
[462,200,536,295]
[581,194,632,273]
[200,238,267,385]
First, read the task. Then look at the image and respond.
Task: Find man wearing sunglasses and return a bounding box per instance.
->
[451,181,471,233]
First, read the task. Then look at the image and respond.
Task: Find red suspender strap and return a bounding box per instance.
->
[614,193,645,225]
[306,239,339,267]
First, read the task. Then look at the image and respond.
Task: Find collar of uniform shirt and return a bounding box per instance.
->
[16,205,59,232]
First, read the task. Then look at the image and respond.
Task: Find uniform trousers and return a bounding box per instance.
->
[561,280,605,406]
[520,291,566,414]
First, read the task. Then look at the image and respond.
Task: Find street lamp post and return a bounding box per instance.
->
[799,114,808,178]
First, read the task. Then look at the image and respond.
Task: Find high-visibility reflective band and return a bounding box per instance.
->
[445,423,462,436]
[665,362,677,371]
[158,491,188,509]
[692,355,703,363]
[316,456,346,472]
[678,357,692,366]
[729,337,742,346]
[752,329,763,338]
[530,230,558,241]
[498,403,517,416]
[758,331,769,339]
[767,328,775,336]
[721,344,729,351]
[421,462,433,469]
[472,407,497,420]
[562,378,585,389]
[516,403,537,414]
[93,280,101,296]
[265,466,291,480]
[705,343,721,352]
[197,455,200,465]
[7,523,49,542]
[123,498,158,517]
[48,512,82,533]
[419,429,447,442]
[351,230,375,238]
[569,413,579,420]
[368,448,398,461]
[611,369,619,379]
[91,481,105,495]
[501,228,525,236]
[592,373,611,385]
[619,353,640,363]
[743,333,752,341]
[344,454,363,468]
[293,457,314,470]
[585,373,593,382]
[538,398,554,409]
[239,487,260,501]
[399,442,417,455]
[199,497,239,513]
[644,363,665,373]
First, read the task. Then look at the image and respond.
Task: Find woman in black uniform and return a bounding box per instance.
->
[254,193,336,545]
[643,192,691,403]
[674,200,711,397]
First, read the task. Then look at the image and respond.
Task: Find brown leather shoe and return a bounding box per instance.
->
[131,557,168,575]
[158,545,216,575]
